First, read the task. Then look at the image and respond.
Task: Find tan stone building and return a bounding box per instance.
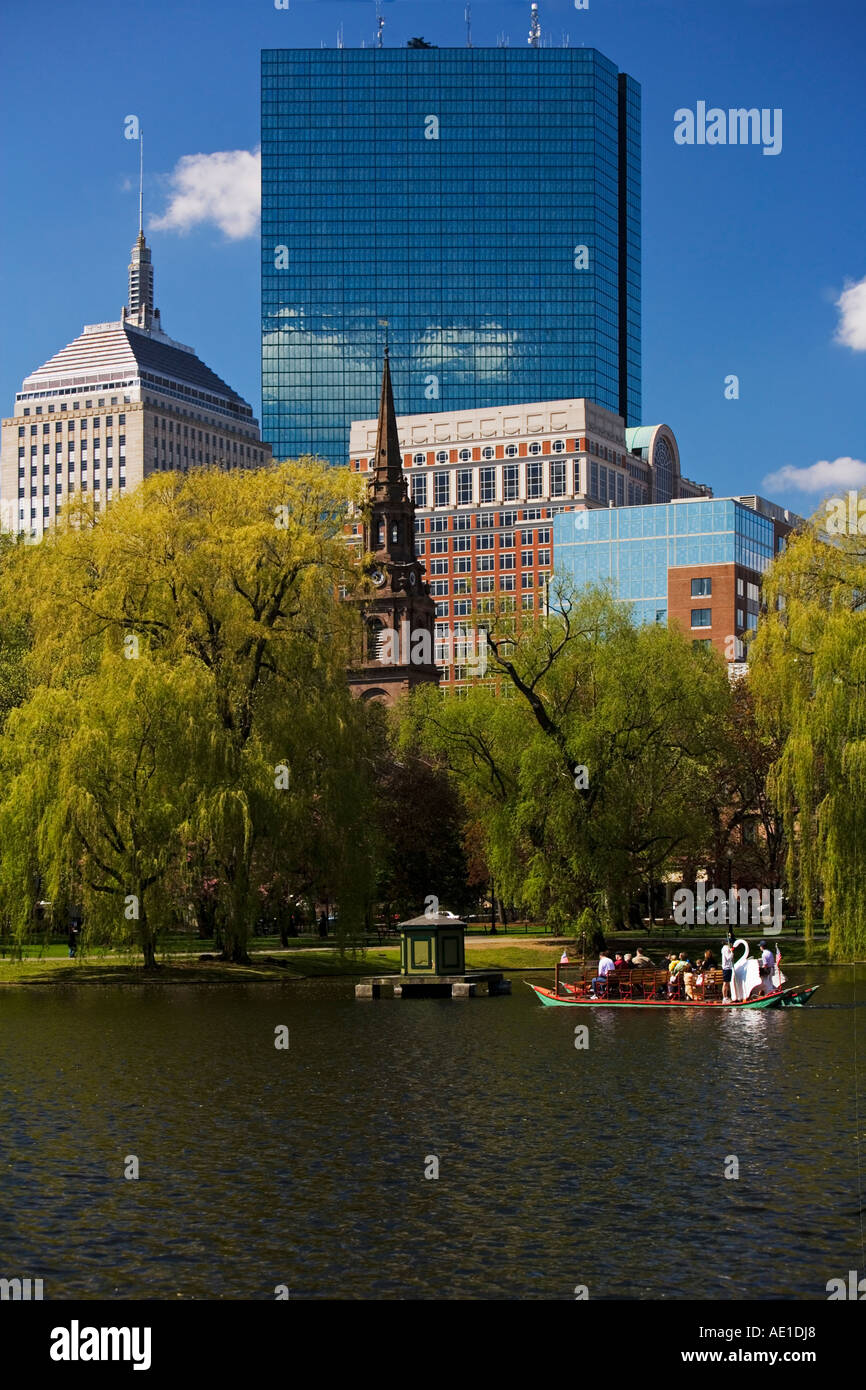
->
[1,230,270,538]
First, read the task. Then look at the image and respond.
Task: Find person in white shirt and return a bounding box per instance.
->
[591,950,615,996]
[721,941,734,1002]
[758,941,776,995]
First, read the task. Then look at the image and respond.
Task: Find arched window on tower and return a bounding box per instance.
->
[367,618,386,663]
[377,520,386,546]
[391,521,400,544]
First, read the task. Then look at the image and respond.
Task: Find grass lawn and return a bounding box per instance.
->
[0,933,840,988]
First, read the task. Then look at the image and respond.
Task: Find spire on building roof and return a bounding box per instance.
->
[372,347,405,488]
[125,128,160,332]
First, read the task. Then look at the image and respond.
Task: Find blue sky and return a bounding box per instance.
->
[1,0,864,514]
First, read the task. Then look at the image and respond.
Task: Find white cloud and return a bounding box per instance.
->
[150,148,261,241]
[835,275,866,350]
[763,457,866,493]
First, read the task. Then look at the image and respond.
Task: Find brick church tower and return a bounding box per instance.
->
[348,351,440,705]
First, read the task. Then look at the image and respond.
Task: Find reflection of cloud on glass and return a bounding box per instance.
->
[413,322,519,383]
[262,316,521,408]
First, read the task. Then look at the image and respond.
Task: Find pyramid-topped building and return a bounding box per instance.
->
[2,228,270,538]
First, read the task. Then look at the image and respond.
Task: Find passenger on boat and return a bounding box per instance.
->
[590,950,616,996]
[623,952,633,966]
[758,940,776,994]
[720,941,734,1001]
[560,949,570,964]
[614,953,625,968]
[701,948,716,971]
[632,948,654,967]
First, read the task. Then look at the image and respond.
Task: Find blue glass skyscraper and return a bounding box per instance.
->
[262,47,641,465]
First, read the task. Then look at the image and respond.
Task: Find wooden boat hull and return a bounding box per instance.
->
[527,982,819,1010]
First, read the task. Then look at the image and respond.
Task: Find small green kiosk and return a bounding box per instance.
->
[399,911,466,977]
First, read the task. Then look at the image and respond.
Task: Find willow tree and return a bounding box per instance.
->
[0,655,206,966]
[408,584,732,933]
[749,508,866,957]
[0,462,377,964]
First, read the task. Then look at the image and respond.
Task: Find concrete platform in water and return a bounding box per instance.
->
[355,970,511,1000]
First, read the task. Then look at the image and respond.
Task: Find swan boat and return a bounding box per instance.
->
[528,939,819,1009]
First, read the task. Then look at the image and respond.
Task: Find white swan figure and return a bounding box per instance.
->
[730,938,764,1001]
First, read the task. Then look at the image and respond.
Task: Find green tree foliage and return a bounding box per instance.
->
[750,508,866,956]
[408,583,732,932]
[0,464,377,965]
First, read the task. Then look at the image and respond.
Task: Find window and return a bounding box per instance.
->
[431,516,448,532]
[521,550,533,568]
[747,582,760,603]
[478,512,495,528]
[691,577,712,597]
[503,465,519,501]
[454,578,470,595]
[590,461,599,497]
[414,452,426,465]
[522,593,536,610]
[476,575,494,593]
[499,553,515,570]
[434,472,450,508]
[692,638,712,650]
[528,442,542,455]
[501,511,517,527]
[436,451,448,464]
[459,449,471,462]
[537,550,551,567]
[411,474,428,507]
[453,536,470,552]
[456,469,472,505]
[454,556,471,573]
[477,554,494,571]
[521,571,535,589]
[505,444,518,458]
[550,461,566,497]
[736,608,745,629]
[430,537,448,554]
[552,439,565,453]
[430,580,449,596]
[737,578,744,596]
[479,467,496,503]
[499,577,516,593]
[435,602,449,619]
[430,558,448,575]
[454,600,472,617]
[527,462,542,498]
[453,515,471,531]
[482,446,494,460]
[691,609,712,628]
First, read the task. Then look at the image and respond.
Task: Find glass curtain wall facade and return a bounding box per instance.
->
[262,48,641,465]
[552,500,775,627]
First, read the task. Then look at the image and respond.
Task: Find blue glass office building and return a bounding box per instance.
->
[262,47,641,464]
[553,500,777,628]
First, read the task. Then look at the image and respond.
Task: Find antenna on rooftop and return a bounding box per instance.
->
[528,2,541,47]
[465,3,472,47]
[337,23,344,49]
[138,127,144,235]
[376,0,384,48]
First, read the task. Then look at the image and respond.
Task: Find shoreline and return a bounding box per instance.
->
[0,940,855,989]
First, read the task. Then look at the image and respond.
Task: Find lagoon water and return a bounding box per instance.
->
[1,966,862,1300]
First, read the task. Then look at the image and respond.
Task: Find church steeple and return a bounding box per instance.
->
[373,347,405,489]
[346,350,440,705]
